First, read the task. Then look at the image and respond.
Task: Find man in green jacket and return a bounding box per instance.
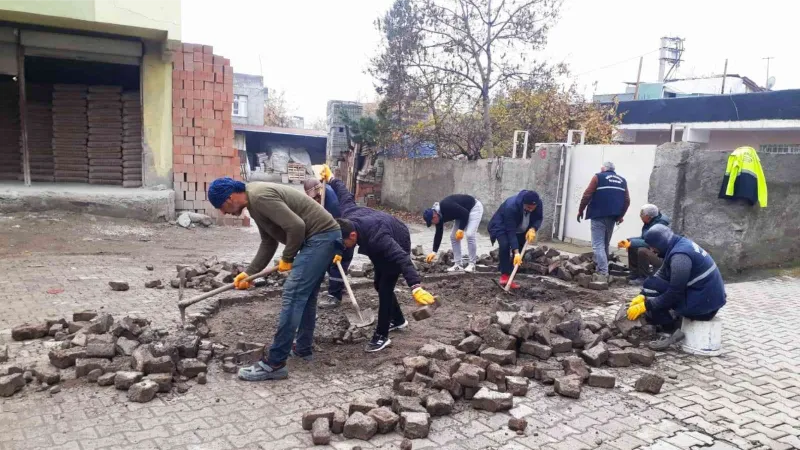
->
[208,177,341,382]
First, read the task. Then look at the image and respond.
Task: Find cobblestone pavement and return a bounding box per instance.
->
[1,213,799,450]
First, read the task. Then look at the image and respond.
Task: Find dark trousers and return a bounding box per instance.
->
[497,233,526,275]
[628,247,663,278]
[373,263,406,337]
[641,276,719,332]
[327,246,354,300]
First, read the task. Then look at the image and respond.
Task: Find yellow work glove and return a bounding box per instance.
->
[513,253,523,266]
[425,253,436,263]
[233,272,251,290]
[618,239,631,249]
[525,229,536,243]
[278,259,293,272]
[412,287,435,305]
[455,230,464,241]
[320,164,333,182]
[627,301,647,321]
[630,294,645,306]
[332,254,342,265]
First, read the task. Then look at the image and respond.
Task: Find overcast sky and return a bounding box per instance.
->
[182,0,800,126]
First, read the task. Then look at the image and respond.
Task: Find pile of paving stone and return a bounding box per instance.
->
[167,257,285,291]
[299,301,666,445]
[1,310,213,402]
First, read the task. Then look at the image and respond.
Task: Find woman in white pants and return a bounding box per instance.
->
[423,194,484,272]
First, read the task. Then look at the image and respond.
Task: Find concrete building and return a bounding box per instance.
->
[612,89,800,153]
[232,73,265,126]
[594,75,764,103]
[326,100,363,163]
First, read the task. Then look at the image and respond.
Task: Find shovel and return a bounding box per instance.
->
[178,266,280,324]
[337,261,375,328]
[493,241,531,295]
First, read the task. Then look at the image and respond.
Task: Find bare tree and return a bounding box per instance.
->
[309,117,328,132]
[264,89,293,128]
[416,0,562,157]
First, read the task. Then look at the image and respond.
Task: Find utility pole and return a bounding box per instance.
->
[633,56,644,100]
[720,59,728,94]
[763,57,774,90]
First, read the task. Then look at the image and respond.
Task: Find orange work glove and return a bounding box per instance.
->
[233,272,251,290]
[455,230,464,241]
[278,259,293,272]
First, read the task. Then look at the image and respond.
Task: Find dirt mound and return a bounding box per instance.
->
[206,275,618,374]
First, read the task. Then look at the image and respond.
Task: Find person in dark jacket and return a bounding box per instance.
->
[617,204,671,283]
[487,190,543,289]
[321,165,436,352]
[578,162,630,277]
[302,178,354,309]
[626,224,726,350]
[422,194,484,273]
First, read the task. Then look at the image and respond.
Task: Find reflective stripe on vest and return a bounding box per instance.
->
[687,262,718,287]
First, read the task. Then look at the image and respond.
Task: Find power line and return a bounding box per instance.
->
[572,48,660,78]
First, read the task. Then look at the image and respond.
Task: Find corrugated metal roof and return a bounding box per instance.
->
[615,89,800,124]
[233,124,327,138]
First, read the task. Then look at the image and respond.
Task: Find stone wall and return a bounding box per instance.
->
[648,142,800,273]
[381,145,565,238]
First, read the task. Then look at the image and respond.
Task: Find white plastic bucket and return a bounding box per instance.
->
[681,316,722,356]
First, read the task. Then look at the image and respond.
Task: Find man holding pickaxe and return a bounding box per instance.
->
[207,177,342,381]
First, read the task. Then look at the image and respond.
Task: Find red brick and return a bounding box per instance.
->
[202,45,213,54]
[183,53,194,65]
[214,83,224,93]
[185,191,196,201]
[213,64,223,74]
[182,43,195,52]
[174,58,184,71]
[223,58,230,66]
[214,73,224,83]
[213,100,224,111]
[193,52,203,62]
[213,55,225,65]
[203,63,213,73]
[184,61,195,72]
[185,71,195,80]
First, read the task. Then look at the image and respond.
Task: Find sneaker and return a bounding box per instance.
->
[464,263,476,273]
[365,334,392,352]
[648,329,686,351]
[389,319,408,332]
[237,360,288,381]
[290,343,313,361]
[628,277,645,286]
[446,264,463,272]
[318,295,342,310]
[499,274,520,290]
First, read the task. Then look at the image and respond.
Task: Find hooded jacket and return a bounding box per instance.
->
[329,178,421,287]
[644,225,726,317]
[488,190,543,252]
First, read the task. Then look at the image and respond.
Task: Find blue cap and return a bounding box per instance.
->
[423,208,435,227]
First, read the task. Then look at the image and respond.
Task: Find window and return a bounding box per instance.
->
[759,144,800,154]
[233,95,248,117]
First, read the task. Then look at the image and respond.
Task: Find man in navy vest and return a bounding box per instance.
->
[626,224,726,350]
[577,161,630,277]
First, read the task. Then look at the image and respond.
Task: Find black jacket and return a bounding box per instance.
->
[487,190,543,251]
[432,194,477,252]
[329,179,421,287]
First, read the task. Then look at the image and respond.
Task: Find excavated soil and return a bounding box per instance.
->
[207,275,619,374]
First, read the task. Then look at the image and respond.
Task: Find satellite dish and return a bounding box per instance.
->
[767,77,776,90]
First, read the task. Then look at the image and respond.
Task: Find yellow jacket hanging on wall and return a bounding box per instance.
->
[718,146,768,207]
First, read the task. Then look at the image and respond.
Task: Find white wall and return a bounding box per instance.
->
[562,145,657,244]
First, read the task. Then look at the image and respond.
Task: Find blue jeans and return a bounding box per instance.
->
[590,216,616,274]
[266,229,342,365]
[327,246,354,300]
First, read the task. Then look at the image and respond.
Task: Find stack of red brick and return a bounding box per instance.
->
[171,42,249,226]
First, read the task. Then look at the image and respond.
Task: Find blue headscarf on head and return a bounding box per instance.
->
[208,177,246,208]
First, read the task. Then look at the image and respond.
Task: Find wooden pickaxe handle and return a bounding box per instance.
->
[178,266,279,310]
[505,240,531,292]
[337,261,365,323]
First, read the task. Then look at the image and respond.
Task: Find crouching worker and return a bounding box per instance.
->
[423,194,484,272]
[626,224,726,350]
[617,204,671,284]
[488,190,543,289]
[322,165,436,352]
[207,177,342,381]
[302,178,354,310]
